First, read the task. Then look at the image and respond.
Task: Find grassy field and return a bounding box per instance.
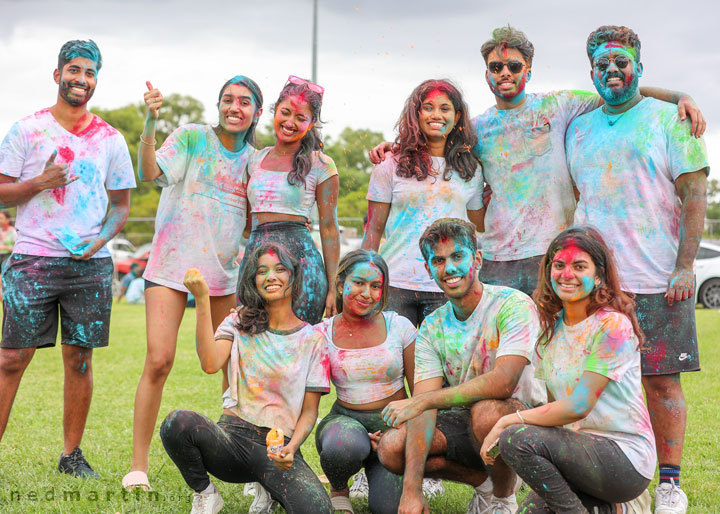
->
[0,304,718,513]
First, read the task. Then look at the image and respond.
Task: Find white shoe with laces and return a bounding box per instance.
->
[190,488,224,514]
[349,471,369,499]
[654,483,688,514]
[483,494,518,514]
[249,483,277,514]
[623,489,652,514]
[422,478,445,498]
[466,478,493,514]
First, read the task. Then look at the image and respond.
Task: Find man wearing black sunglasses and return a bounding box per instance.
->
[566,25,708,514]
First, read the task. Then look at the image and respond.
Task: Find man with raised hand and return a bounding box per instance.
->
[567,25,708,514]
[377,218,545,514]
[0,40,135,478]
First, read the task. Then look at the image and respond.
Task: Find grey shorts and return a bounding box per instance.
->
[478,255,543,296]
[1,254,113,349]
[634,292,700,375]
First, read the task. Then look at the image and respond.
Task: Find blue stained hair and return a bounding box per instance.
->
[58,40,102,72]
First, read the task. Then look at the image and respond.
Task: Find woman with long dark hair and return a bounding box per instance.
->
[361,79,484,327]
[241,75,339,324]
[161,243,332,514]
[124,75,263,491]
[315,249,415,514]
[480,226,655,513]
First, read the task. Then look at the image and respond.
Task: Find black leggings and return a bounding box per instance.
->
[386,286,446,327]
[315,402,402,514]
[160,410,332,514]
[238,221,328,324]
[499,424,650,514]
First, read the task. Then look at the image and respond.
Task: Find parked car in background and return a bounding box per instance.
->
[107,237,136,263]
[696,241,720,309]
[114,243,152,277]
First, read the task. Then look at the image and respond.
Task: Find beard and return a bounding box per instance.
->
[59,81,95,106]
[594,71,639,106]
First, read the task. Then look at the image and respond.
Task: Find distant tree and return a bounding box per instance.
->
[707,178,720,220]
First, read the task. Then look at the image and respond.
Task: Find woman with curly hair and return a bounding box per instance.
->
[161,243,332,514]
[361,79,484,327]
[480,226,655,514]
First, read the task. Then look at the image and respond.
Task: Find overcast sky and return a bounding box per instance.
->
[1,0,717,172]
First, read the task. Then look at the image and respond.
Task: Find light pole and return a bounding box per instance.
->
[312,0,318,83]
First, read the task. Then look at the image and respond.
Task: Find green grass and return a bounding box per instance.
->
[0,304,718,513]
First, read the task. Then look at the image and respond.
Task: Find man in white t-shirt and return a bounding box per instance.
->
[567,26,708,514]
[377,218,545,514]
[0,40,136,478]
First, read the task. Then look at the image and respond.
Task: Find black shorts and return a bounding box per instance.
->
[634,292,700,375]
[1,254,113,349]
[478,255,543,296]
[435,408,486,470]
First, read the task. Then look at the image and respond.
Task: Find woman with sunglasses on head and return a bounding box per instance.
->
[123,76,263,492]
[361,79,484,328]
[161,244,332,514]
[480,226,655,514]
[240,75,339,325]
[315,250,415,514]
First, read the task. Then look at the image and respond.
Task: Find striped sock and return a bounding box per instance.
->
[659,464,681,486]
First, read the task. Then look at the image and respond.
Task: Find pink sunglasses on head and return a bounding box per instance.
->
[286,75,324,97]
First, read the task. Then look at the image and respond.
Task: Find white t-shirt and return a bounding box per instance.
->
[246,147,338,218]
[320,311,416,405]
[217,315,331,437]
[537,309,657,480]
[568,98,709,293]
[143,124,252,295]
[414,284,546,407]
[472,91,602,261]
[366,156,484,292]
[0,109,135,257]
[125,277,145,304]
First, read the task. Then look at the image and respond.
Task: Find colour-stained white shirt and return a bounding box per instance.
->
[537,309,657,479]
[217,315,331,437]
[366,156,484,292]
[567,98,709,293]
[0,109,135,258]
[246,147,337,219]
[472,91,601,261]
[143,124,252,295]
[320,311,416,405]
[415,284,546,407]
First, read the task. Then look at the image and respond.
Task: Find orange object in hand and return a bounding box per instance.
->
[266,427,284,456]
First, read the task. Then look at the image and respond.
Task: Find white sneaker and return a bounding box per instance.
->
[349,471,369,499]
[484,494,518,514]
[249,483,278,514]
[422,478,445,499]
[623,489,652,514]
[654,483,688,514]
[243,482,256,496]
[190,488,224,514]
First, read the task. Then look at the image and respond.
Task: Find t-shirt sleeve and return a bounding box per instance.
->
[120,273,134,289]
[393,313,417,349]
[305,329,331,393]
[314,152,339,184]
[154,125,193,187]
[664,111,709,180]
[366,158,395,203]
[413,320,445,383]
[556,90,603,124]
[466,169,485,211]
[495,293,540,361]
[105,133,137,190]
[584,312,637,382]
[0,122,28,178]
[214,313,237,341]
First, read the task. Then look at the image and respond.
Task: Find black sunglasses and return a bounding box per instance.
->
[593,56,632,73]
[488,61,525,74]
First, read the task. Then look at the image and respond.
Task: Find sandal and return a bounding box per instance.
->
[122,470,152,491]
[331,495,355,514]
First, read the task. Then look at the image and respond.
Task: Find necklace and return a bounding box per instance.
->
[603,107,625,126]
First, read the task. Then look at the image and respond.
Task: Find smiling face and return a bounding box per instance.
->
[255,250,293,303]
[485,47,530,101]
[418,89,460,141]
[273,94,314,145]
[54,57,97,107]
[590,41,642,106]
[550,245,599,305]
[425,237,480,299]
[218,83,260,134]
[339,261,384,317]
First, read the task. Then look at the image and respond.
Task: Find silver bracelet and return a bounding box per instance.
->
[516,409,526,424]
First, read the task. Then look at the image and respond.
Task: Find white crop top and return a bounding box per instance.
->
[246,147,338,218]
[319,311,416,405]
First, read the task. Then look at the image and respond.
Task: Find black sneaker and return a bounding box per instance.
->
[57,447,100,478]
